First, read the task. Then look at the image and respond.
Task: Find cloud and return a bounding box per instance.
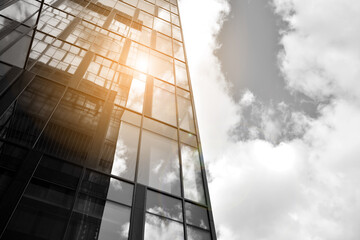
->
[180,0,360,240]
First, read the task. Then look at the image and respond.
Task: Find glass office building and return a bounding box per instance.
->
[0,0,216,239]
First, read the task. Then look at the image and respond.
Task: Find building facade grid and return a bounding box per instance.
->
[0,0,216,239]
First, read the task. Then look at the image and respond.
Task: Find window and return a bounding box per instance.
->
[138,130,181,196]
[111,122,140,180]
[181,145,206,204]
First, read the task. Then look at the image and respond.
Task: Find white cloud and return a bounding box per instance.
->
[179,0,360,240]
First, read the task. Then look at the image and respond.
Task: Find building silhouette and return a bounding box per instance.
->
[0,0,216,239]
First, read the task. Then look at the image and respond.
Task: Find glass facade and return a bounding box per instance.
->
[0,0,216,239]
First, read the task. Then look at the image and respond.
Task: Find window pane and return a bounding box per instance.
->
[149,50,174,84]
[111,122,140,180]
[0,77,65,147]
[80,170,133,205]
[154,17,171,36]
[0,0,40,23]
[156,32,172,56]
[143,117,177,140]
[35,89,103,163]
[67,195,105,240]
[34,156,82,189]
[173,40,185,61]
[5,195,69,240]
[144,214,184,240]
[150,80,176,125]
[177,95,195,132]
[185,202,209,230]
[138,10,154,28]
[126,77,145,113]
[158,8,170,22]
[172,25,182,41]
[0,30,33,68]
[67,195,131,240]
[187,226,211,240]
[181,145,206,204]
[179,131,197,147]
[175,60,189,90]
[98,201,131,240]
[107,178,133,206]
[146,190,183,221]
[138,130,181,196]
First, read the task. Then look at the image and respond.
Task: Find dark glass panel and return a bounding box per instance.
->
[24,178,75,209]
[0,168,14,199]
[0,29,33,68]
[187,226,211,240]
[34,156,82,189]
[99,106,124,174]
[0,141,28,170]
[146,190,183,221]
[0,76,65,146]
[0,62,12,79]
[36,89,103,163]
[66,194,105,240]
[80,170,133,205]
[80,170,110,199]
[185,202,209,230]
[66,194,131,240]
[144,214,184,240]
[3,178,75,240]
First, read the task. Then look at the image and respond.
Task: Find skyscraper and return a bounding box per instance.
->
[0,0,216,239]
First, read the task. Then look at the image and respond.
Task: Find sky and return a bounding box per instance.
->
[179,0,360,239]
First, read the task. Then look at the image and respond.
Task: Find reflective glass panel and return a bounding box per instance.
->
[158,8,171,22]
[185,202,209,230]
[98,201,131,240]
[175,60,189,90]
[111,122,140,180]
[181,145,206,204]
[149,50,174,83]
[177,95,195,132]
[173,40,185,61]
[172,25,182,41]
[0,0,40,24]
[146,190,183,221]
[143,117,177,140]
[156,32,172,56]
[138,130,181,196]
[67,194,131,240]
[151,80,176,125]
[107,178,133,206]
[0,30,33,68]
[126,77,145,113]
[154,17,171,36]
[179,130,197,147]
[144,214,184,240]
[187,226,211,240]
